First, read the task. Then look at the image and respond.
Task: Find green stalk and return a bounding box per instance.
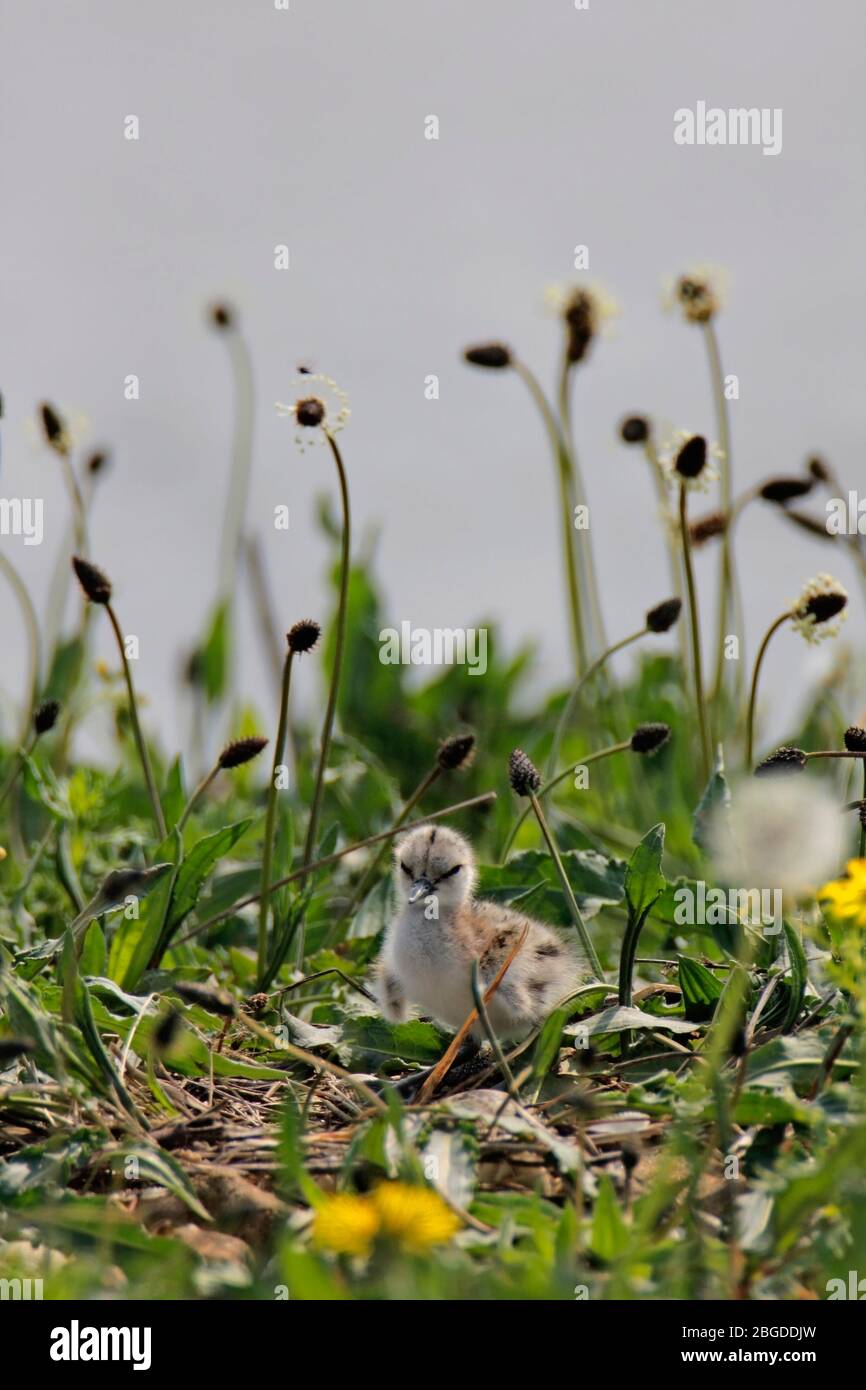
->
[527,790,603,979]
[217,327,255,602]
[644,437,688,672]
[105,603,167,839]
[744,611,790,769]
[0,552,41,743]
[678,481,711,783]
[558,357,607,655]
[258,645,296,982]
[245,534,283,700]
[513,360,587,679]
[298,431,351,965]
[471,959,517,1096]
[176,765,220,833]
[0,735,36,810]
[704,321,736,704]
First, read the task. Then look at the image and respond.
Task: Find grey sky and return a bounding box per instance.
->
[2,0,864,754]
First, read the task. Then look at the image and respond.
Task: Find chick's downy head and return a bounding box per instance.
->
[393,824,476,911]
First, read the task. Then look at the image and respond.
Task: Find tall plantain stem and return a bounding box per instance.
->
[258,645,296,982]
[745,611,791,769]
[678,481,711,782]
[106,603,167,839]
[298,431,351,965]
[513,360,586,679]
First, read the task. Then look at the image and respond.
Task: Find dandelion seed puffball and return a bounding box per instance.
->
[710,777,844,899]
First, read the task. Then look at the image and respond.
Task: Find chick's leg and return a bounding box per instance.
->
[378,968,408,1023]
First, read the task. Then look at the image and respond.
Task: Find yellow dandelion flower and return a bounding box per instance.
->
[371,1182,461,1252]
[312,1193,380,1257]
[819,859,866,928]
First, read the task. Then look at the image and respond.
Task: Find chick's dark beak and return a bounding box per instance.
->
[408,876,434,904]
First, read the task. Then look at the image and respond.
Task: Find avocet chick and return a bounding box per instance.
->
[376,824,583,1040]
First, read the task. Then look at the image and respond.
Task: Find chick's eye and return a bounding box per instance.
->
[400,862,412,877]
[441,864,462,878]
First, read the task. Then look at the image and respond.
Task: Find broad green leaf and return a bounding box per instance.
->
[114,1147,210,1221]
[21,755,69,820]
[421,1129,477,1209]
[79,921,107,977]
[736,1189,775,1255]
[781,920,808,1032]
[42,634,86,705]
[108,832,182,990]
[162,755,186,829]
[200,599,229,703]
[619,824,666,1010]
[692,751,730,853]
[530,984,610,1091]
[590,1175,630,1261]
[732,1088,816,1127]
[166,819,252,932]
[564,1005,698,1040]
[773,1127,866,1252]
[61,931,142,1122]
[624,824,666,922]
[478,849,626,922]
[0,1130,98,1199]
[277,1089,305,1191]
[337,1015,447,1068]
[745,1033,854,1094]
[677,955,724,1022]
